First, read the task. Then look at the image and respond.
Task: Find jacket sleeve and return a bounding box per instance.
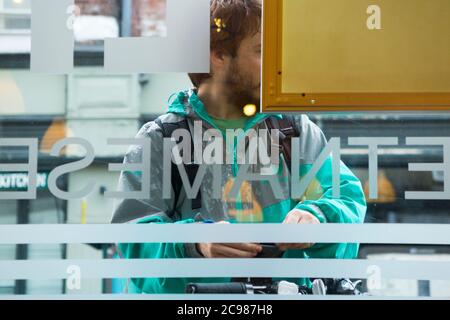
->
[291,115,367,259]
[110,120,204,294]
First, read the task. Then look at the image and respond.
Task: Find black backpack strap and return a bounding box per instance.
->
[265,115,300,172]
[155,118,202,215]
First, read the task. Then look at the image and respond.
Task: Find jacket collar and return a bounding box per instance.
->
[167,89,282,130]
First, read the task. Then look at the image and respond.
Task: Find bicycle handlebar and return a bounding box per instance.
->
[186,282,251,294]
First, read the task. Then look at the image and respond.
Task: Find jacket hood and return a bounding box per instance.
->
[166,90,192,117]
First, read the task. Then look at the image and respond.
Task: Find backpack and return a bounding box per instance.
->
[155,115,300,215]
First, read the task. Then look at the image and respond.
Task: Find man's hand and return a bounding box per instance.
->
[196,220,263,258]
[276,209,320,251]
[196,242,263,258]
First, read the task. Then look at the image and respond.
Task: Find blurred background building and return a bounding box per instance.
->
[0,0,449,297]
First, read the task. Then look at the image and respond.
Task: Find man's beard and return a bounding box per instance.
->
[224,60,260,110]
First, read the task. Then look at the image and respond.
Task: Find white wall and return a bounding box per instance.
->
[140,73,192,115]
[65,164,122,294]
[0,70,65,115]
[67,164,120,225]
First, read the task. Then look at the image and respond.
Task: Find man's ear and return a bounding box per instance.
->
[211,50,230,72]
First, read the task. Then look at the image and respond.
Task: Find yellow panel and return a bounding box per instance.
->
[281,0,450,94]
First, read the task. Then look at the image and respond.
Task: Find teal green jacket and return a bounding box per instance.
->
[111,89,367,293]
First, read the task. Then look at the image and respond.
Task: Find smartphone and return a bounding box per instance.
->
[256,243,283,258]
